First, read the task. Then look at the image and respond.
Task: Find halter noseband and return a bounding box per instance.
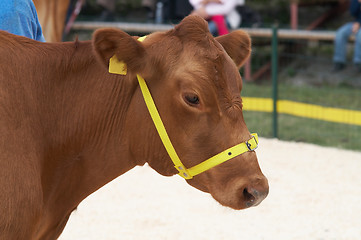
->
[109,36,259,179]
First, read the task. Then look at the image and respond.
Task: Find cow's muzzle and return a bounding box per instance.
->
[241,177,269,208]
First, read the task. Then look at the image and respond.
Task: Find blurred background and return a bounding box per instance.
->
[36,0,361,151]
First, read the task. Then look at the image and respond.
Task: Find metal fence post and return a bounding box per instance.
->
[272,25,278,138]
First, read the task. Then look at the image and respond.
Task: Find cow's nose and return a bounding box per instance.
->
[241,177,269,207]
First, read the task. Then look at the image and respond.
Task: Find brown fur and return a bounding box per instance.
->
[0,16,268,239]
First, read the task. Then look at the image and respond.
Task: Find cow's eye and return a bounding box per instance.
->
[184,94,200,106]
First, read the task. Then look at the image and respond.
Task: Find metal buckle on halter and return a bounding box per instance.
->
[246,135,258,151]
[175,165,192,179]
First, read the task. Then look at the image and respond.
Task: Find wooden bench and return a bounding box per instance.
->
[71,21,353,81]
[72,21,350,41]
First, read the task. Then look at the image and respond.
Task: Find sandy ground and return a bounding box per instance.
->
[58,138,361,240]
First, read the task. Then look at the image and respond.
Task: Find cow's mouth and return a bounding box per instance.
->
[207,176,269,210]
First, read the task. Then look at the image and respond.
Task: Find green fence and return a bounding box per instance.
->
[242,26,361,151]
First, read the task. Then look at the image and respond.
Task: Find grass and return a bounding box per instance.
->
[244,112,361,151]
[241,82,361,151]
[242,82,361,110]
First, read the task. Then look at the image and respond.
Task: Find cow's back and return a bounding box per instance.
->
[0,31,44,238]
[0,30,98,126]
[0,31,98,238]
[0,32,50,143]
[0,30,102,160]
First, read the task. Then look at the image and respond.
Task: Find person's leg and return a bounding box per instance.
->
[333,22,353,65]
[353,28,361,66]
[207,20,218,36]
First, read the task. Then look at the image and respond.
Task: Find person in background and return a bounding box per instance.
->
[96,0,116,21]
[142,0,157,20]
[96,0,157,22]
[226,0,243,30]
[0,0,45,41]
[189,0,237,36]
[333,0,361,72]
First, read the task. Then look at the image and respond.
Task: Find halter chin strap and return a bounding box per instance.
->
[109,35,259,179]
[138,74,258,179]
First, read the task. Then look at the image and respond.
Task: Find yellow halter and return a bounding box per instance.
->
[109,36,259,179]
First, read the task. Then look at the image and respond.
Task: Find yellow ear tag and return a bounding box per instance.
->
[109,55,127,75]
[108,35,146,75]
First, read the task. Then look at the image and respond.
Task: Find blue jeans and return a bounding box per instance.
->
[208,21,218,36]
[333,22,361,64]
[208,20,231,36]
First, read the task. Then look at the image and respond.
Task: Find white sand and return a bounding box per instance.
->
[59,138,361,240]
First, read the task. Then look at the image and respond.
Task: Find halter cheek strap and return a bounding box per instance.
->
[109,35,259,180]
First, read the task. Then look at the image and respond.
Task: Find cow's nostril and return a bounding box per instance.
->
[236,177,269,209]
[243,188,256,206]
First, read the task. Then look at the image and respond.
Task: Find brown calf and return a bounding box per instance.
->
[0,16,268,239]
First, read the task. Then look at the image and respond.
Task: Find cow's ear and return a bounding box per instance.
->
[216,30,251,68]
[92,28,146,73]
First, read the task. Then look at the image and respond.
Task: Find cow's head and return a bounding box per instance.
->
[93,16,268,210]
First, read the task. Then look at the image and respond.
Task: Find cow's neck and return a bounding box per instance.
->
[29,41,176,238]
[37,42,160,223]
